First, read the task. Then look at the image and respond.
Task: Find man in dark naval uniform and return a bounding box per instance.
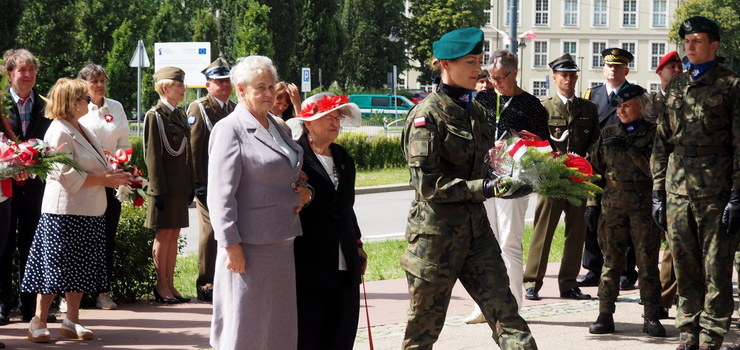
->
[579,48,639,290]
[186,58,236,302]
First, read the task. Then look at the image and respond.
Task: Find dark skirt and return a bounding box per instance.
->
[145,194,189,229]
[21,213,107,294]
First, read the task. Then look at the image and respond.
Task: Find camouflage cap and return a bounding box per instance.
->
[548,53,579,72]
[433,27,484,60]
[201,58,231,80]
[601,48,634,65]
[609,83,646,107]
[679,16,720,40]
[153,66,185,82]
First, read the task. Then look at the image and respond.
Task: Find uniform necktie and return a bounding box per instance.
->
[565,100,572,115]
[608,91,616,102]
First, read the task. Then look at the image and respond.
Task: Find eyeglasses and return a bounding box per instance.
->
[78,95,91,103]
[488,71,512,83]
[322,114,344,123]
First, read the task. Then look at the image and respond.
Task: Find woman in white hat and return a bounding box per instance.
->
[290,93,367,349]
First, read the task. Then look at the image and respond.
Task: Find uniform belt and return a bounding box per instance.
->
[605,179,652,191]
[674,145,728,157]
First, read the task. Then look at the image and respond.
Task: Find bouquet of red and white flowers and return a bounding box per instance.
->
[487,130,602,205]
[0,137,81,181]
[106,148,148,207]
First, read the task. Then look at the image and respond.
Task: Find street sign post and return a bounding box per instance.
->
[129,40,150,136]
[301,67,311,93]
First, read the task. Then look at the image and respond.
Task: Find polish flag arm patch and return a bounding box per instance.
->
[414,117,426,127]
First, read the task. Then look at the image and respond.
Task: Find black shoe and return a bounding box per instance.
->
[197,289,213,302]
[658,307,669,319]
[173,295,191,303]
[524,288,540,301]
[153,289,180,304]
[578,276,599,287]
[643,317,666,337]
[676,344,700,350]
[0,312,8,326]
[589,312,615,334]
[619,276,636,290]
[0,341,4,348]
[21,314,56,323]
[561,287,591,300]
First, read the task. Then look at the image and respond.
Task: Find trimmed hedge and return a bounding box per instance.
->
[111,202,156,302]
[335,132,405,170]
[129,135,147,177]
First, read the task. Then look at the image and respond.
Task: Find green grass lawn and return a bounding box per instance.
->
[355,168,408,187]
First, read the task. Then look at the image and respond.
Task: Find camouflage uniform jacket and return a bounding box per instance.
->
[588,121,656,209]
[541,96,600,157]
[401,87,496,238]
[651,64,740,198]
[645,91,665,124]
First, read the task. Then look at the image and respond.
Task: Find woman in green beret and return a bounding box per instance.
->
[400,27,536,349]
[144,67,195,304]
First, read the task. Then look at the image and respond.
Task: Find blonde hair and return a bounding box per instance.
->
[45,78,88,120]
[154,79,175,97]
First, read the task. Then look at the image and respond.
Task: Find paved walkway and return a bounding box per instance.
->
[1,260,738,349]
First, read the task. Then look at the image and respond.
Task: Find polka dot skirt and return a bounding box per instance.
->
[21,213,108,294]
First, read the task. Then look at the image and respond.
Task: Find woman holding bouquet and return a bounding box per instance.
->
[400,27,536,349]
[78,63,132,311]
[144,67,195,304]
[21,78,131,342]
[586,84,665,337]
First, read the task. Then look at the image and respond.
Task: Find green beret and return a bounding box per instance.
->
[679,16,720,40]
[609,83,646,107]
[549,53,579,72]
[153,66,185,82]
[433,27,484,60]
[602,48,634,65]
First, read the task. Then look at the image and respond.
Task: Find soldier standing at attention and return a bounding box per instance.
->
[523,54,598,301]
[649,51,683,319]
[187,58,236,302]
[587,84,665,337]
[579,48,639,291]
[651,16,740,350]
[400,27,536,350]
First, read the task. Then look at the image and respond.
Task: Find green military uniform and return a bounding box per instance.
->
[144,67,195,229]
[188,85,236,297]
[400,27,536,350]
[525,94,599,294]
[651,16,740,348]
[589,115,661,317]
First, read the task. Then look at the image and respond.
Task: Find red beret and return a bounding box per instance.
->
[656,51,681,72]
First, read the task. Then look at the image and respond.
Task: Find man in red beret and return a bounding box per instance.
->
[647,51,682,123]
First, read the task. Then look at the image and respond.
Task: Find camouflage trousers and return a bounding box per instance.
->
[596,206,661,316]
[668,194,737,348]
[400,228,537,349]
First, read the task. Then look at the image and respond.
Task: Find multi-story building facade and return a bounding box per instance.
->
[402,0,680,97]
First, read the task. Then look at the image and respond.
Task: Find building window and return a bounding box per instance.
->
[593,0,607,26]
[505,0,522,27]
[483,39,491,64]
[564,0,578,26]
[533,81,548,97]
[563,41,577,55]
[651,43,666,70]
[591,82,602,88]
[649,83,661,93]
[535,0,549,26]
[621,42,636,69]
[484,8,492,27]
[592,42,606,68]
[533,41,549,67]
[622,0,637,27]
[398,78,406,88]
[652,0,667,27]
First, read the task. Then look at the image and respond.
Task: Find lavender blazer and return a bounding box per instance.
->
[207,103,304,247]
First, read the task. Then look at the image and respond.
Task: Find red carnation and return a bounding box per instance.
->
[133,197,145,207]
[299,103,318,118]
[317,95,349,112]
[563,154,593,183]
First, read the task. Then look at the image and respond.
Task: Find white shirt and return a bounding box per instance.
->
[557,92,575,106]
[79,98,132,153]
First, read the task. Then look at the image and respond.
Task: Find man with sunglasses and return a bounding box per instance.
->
[0,49,53,325]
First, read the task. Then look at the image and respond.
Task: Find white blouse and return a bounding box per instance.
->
[79,97,131,153]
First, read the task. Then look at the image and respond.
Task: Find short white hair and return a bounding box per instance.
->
[231,56,278,87]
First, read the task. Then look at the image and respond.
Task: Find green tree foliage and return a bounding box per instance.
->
[262,0,301,82]
[407,0,489,84]
[340,0,407,88]
[106,19,140,116]
[295,0,344,90]
[0,0,23,53]
[193,9,219,61]
[232,0,275,59]
[672,0,740,71]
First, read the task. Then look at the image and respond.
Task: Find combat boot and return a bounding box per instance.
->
[643,316,666,337]
[675,344,699,350]
[588,312,614,334]
[720,337,740,350]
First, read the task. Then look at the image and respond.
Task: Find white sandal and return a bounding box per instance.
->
[27,317,52,343]
[60,317,94,340]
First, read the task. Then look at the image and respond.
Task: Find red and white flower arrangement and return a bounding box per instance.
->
[0,137,80,181]
[487,130,602,205]
[106,148,148,207]
[298,94,349,118]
